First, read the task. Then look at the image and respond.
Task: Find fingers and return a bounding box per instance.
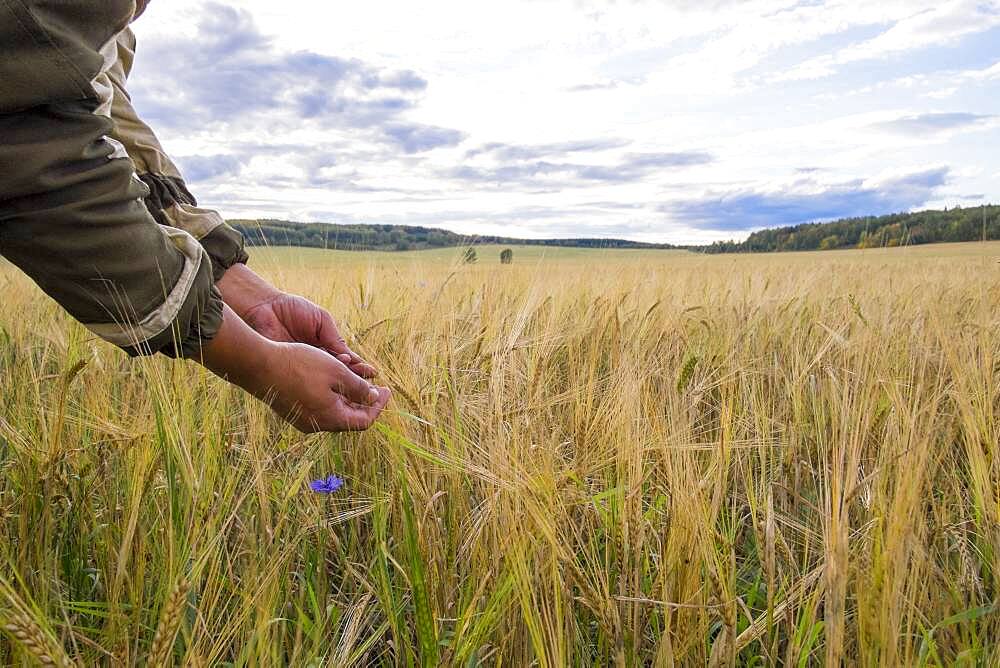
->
[317,310,351,355]
[318,311,379,378]
[336,354,377,378]
[348,359,379,379]
[267,341,390,434]
[296,386,390,433]
[329,358,381,406]
[330,386,392,431]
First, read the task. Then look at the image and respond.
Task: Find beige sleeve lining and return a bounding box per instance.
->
[83,227,208,347]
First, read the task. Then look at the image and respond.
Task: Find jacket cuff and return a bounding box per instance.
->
[200,222,250,282]
[173,284,224,359]
[119,255,224,359]
[138,172,196,213]
[138,172,249,281]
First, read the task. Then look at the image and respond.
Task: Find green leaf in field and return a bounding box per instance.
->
[642,494,668,521]
[918,602,996,665]
[797,621,823,668]
[400,478,439,667]
[934,603,995,629]
[377,422,454,471]
[917,626,941,667]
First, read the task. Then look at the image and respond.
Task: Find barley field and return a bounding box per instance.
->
[0,242,998,666]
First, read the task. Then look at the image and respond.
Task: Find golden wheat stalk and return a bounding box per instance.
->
[2,612,74,667]
[148,578,191,667]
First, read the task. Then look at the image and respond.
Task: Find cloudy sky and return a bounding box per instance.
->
[130,0,1000,244]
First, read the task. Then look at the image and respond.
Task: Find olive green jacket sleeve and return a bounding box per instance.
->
[0,0,228,357]
[107,28,249,282]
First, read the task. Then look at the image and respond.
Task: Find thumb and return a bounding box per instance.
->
[329,359,381,406]
[316,310,352,355]
[318,312,379,378]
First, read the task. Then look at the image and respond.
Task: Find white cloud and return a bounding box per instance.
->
[965,60,1000,81]
[777,0,1000,81]
[128,0,1000,243]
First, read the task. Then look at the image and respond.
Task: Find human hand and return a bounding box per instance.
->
[243,293,377,379]
[261,341,391,432]
[218,264,376,378]
[200,305,391,433]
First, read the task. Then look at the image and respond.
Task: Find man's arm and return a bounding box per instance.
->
[0,100,390,430]
[107,29,378,377]
[0,8,387,432]
[0,100,219,358]
[106,28,248,283]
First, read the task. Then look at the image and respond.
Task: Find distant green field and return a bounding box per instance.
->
[2,239,996,275]
[247,239,1000,271]
[246,243,689,269]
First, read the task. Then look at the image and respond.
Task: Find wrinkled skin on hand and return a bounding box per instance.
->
[266,341,390,433]
[242,293,378,379]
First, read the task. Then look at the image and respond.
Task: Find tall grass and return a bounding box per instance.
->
[0,244,997,665]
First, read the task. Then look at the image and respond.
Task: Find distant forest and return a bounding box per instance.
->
[702,205,1000,253]
[229,220,673,252]
[230,205,999,254]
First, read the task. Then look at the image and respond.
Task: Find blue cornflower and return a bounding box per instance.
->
[309,475,345,494]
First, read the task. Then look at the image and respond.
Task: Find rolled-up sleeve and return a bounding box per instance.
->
[0,100,222,357]
[0,1,228,358]
[107,28,248,282]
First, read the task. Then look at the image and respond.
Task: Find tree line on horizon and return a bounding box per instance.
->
[228,220,673,252]
[701,204,999,253]
[229,204,999,254]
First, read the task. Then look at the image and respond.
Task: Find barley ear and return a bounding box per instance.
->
[148,578,192,668]
[2,612,75,667]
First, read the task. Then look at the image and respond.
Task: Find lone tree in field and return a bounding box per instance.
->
[500,248,513,264]
[463,247,478,264]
